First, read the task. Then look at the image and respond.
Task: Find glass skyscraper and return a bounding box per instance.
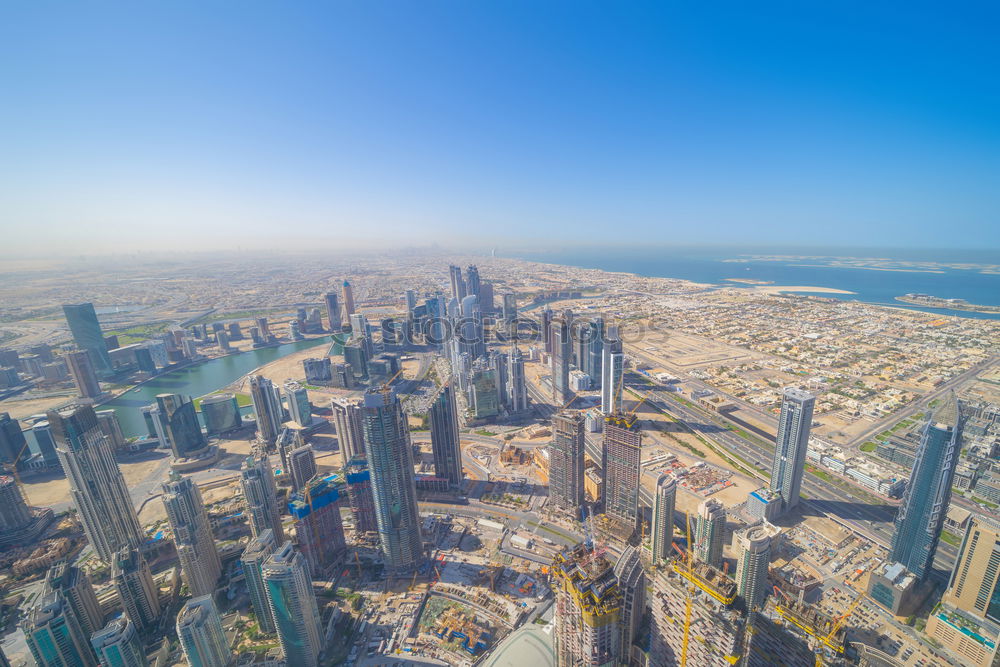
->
[429,384,463,488]
[177,596,231,667]
[263,542,323,667]
[768,387,815,512]
[890,395,964,581]
[362,388,423,572]
[62,303,113,377]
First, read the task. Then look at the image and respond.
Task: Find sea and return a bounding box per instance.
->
[511,245,1000,320]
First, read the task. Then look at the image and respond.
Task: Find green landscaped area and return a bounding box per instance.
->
[193,391,252,410]
[107,321,175,345]
[190,307,293,326]
[940,530,961,547]
[860,441,877,452]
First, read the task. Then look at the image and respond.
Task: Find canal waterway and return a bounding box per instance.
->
[101,336,331,438]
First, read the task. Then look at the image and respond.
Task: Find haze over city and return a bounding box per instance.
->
[3,1,999,254]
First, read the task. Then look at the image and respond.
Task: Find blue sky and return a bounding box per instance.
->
[1,1,998,253]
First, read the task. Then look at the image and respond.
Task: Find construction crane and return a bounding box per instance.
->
[680,512,694,667]
[4,439,33,499]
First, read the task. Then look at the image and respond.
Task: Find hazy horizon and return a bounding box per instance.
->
[3,2,999,254]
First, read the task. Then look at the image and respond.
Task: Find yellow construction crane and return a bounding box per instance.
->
[4,439,32,498]
[680,512,694,667]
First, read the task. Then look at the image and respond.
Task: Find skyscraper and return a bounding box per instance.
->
[614,546,646,654]
[465,264,481,298]
[344,458,378,535]
[549,411,585,511]
[155,394,206,459]
[240,455,285,543]
[331,397,365,466]
[66,349,102,399]
[602,412,642,530]
[0,411,27,467]
[552,544,624,666]
[890,395,964,581]
[249,375,283,446]
[62,303,113,377]
[23,591,98,667]
[506,344,528,412]
[342,280,356,322]
[288,476,347,577]
[734,525,772,611]
[200,393,242,436]
[287,445,317,492]
[263,542,323,667]
[600,331,624,414]
[429,384,463,488]
[769,387,815,512]
[90,616,146,667]
[448,265,466,301]
[694,498,727,568]
[0,474,32,537]
[111,547,159,633]
[651,472,677,565]
[550,316,572,403]
[177,596,231,667]
[324,291,341,332]
[162,472,222,598]
[540,307,553,355]
[45,561,103,639]
[943,514,1000,621]
[362,388,423,572]
[49,405,144,561]
[501,292,517,323]
[283,380,312,427]
[240,528,277,633]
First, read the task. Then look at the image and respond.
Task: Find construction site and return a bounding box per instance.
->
[552,543,624,667]
[745,594,854,666]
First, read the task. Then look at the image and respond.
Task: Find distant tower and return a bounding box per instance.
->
[155,394,207,459]
[550,316,572,403]
[342,280,356,322]
[362,388,423,572]
[600,331,624,414]
[283,380,312,428]
[23,591,98,667]
[331,397,365,466]
[448,265,466,301]
[288,476,347,578]
[240,528,277,633]
[651,473,677,565]
[502,292,517,323]
[694,498,727,568]
[602,413,642,531]
[263,542,323,667]
[90,616,146,667]
[66,349,102,399]
[248,375,283,446]
[62,303,113,377]
[614,546,646,654]
[769,387,815,512]
[549,411,585,511]
[429,384,463,488]
[49,405,144,561]
[111,546,160,633]
[506,345,528,412]
[324,291,342,332]
[162,471,222,598]
[890,395,963,581]
[540,308,553,355]
[240,455,285,543]
[734,525,772,610]
[465,265,481,299]
[177,595,231,667]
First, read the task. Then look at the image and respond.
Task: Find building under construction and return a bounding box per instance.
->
[553,543,624,667]
[745,595,850,667]
[650,559,744,666]
[287,475,347,577]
